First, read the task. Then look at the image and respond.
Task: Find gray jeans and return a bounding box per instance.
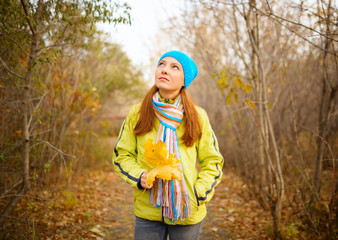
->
[134,216,204,240]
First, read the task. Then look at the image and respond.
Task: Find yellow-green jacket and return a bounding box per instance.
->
[113,102,223,225]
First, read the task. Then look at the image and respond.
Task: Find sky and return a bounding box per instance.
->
[102,0,187,81]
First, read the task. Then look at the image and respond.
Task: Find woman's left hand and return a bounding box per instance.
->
[140,171,152,189]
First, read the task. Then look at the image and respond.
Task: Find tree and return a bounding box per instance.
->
[156,0,336,238]
[213,1,284,238]
[0,0,131,225]
[253,0,337,236]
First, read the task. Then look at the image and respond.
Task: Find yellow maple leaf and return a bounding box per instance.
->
[146,165,182,186]
[144,139,180,167]
[143,139,182,187]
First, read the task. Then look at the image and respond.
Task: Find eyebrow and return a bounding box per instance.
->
[160,59,181,68]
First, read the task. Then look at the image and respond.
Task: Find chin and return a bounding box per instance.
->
[155,82,169,90]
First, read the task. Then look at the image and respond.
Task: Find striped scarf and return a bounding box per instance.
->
[150,91,191,222]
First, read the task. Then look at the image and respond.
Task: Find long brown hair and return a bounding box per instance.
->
[134,85,201,147]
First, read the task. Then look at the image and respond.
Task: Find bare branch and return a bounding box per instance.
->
[302,7,337,26]
[32,139,76,159]
[297,190,322,236]
[54,23,69,45]
[271,16,336,57]
[28,92,47,131]
[30,129,53,137]
[0,56,25,79]
[0,33,29,56]
[297,123,336,170]
[253,7,338,57]
[20,0,35,34]
[231,0,254,76]
[0,194,47,202]
[0,180,22,198]
[36,43,71,56]
[258,8,337,42]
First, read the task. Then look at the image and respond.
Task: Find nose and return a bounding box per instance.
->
[161,65,168,74]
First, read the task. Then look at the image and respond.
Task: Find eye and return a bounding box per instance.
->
[172,65,179,70]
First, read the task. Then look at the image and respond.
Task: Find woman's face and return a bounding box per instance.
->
[155,57,184,99]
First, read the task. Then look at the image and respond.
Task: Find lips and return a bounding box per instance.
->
[159,77,169,81]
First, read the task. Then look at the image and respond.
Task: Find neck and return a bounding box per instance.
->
[159,89,180,100]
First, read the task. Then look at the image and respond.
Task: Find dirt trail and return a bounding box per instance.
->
[6,166,269,239]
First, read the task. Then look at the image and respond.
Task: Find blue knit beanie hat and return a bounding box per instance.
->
[158,50,198,89]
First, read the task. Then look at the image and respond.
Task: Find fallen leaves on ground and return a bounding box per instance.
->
[201,173,270,239]
[3,167,134,239]
[2,166,310,239]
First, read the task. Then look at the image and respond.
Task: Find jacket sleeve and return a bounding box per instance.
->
[112,105,145,189]
[194,109,224,206]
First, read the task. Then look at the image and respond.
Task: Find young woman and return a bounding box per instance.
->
[113,50,223,240]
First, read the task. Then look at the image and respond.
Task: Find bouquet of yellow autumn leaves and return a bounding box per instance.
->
[143,138,182,187]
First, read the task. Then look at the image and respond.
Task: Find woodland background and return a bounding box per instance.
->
[0,0,337,239]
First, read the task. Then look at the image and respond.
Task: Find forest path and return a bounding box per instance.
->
[9,168,269,239]
[6,137,269,239]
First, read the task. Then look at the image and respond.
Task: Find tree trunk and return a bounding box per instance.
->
[0,0,43,225]
[313,0,337,197]
[246,0,268,198]
[246,1,284,238]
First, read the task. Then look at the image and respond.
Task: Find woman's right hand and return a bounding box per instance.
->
[140,171,152,189]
